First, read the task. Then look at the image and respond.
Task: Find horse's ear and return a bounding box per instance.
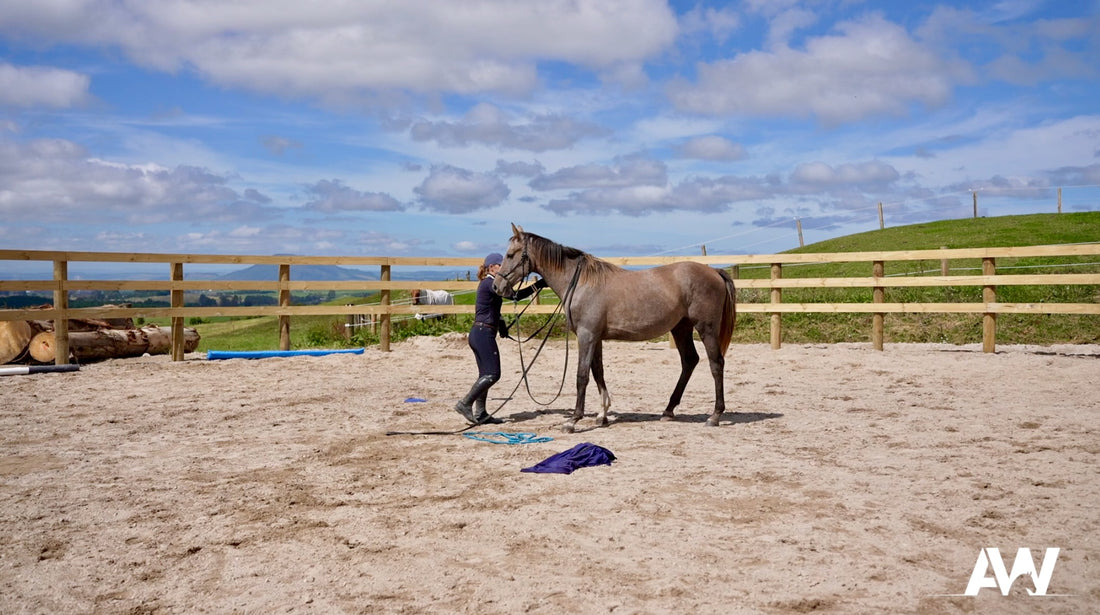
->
[511,222,524,237]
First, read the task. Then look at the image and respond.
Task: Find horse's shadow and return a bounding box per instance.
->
[610,410,783,426]
[503,407,782,431]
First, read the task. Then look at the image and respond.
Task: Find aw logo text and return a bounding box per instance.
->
[963,547,1063,596]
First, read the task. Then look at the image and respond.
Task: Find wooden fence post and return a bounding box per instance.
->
[171,262,184,361]
[982,257,997,353]
[770,263,782,350]
[53,260,70,365]
[872,260,885,351]
[278,264,291,351]
[380,264,391,352]
[940,247,949,276]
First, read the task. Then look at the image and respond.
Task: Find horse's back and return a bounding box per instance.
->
[576,262,730,340]
[654,261,730,296]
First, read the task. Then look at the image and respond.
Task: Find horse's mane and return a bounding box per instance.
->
[524,232,622,284]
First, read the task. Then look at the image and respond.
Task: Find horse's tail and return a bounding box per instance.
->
[716,268,736,356]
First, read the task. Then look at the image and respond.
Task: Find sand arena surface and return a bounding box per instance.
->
[1,334,1098,614]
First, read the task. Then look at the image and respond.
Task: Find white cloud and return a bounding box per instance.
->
[918,8,1098,86]
[530,157,667,190]
[0,136,269,223]
[764,8,817,49]
[679,5,740,44]
[262,136,303,156]
[790,160,900,188]
[669,15,967,123]
[678,136,746,161]
[0,0,678,100]
[414,164,510,213]
[303,179,405,213]
[542,173,774,217]
[0,63,90,108]
[408,102,609,152]
[228,226,262,237]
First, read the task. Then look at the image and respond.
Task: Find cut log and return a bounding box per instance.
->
[144,325,172,354]
[27,303,135,331]
[1,320,34,364]
[28,331,57,363]
[29,318,135,332]
[24,327,200,363]
[85,305,135,329]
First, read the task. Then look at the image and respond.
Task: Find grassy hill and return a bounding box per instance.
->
[185,212,1099,350]
[729,212,1100,345]
[790,211,1099,253]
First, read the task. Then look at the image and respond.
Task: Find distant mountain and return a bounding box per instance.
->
[216,264,475,282]
[217,264,378,281]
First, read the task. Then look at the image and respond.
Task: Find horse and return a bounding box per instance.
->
[492,223,736,433]
[411,289,454,321]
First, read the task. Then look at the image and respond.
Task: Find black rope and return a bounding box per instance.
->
[513,264,582,408]
[385,265,581,437]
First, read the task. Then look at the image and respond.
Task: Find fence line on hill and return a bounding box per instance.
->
[1,243,1098,364]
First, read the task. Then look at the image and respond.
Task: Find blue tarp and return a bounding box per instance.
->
[207,348,365,360]
[521,442,616,474]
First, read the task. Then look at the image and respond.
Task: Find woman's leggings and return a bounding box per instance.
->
[468,325,501,382]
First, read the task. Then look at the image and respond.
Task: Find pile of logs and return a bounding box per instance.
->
[0,305,200,364]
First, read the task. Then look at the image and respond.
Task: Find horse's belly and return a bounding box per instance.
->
[604,314,681,341]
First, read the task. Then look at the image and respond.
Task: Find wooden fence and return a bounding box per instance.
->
[1,244,1098,364]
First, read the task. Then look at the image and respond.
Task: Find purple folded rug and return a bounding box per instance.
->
[521,442,616,474]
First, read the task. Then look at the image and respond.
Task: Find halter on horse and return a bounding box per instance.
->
[493,224,736,433]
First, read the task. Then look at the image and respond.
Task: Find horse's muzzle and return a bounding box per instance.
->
[491,277,514,298]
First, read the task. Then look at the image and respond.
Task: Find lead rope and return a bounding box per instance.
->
[384,265,581,437]
[511,264,582,408]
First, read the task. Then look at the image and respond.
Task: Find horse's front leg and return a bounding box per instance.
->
[590,340,611,427]
[564,332,597,434]
[663,321,699,421]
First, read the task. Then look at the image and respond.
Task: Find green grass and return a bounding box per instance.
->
[166,289,563,352]
[728,212,1100,345]
[187,213,1099,350]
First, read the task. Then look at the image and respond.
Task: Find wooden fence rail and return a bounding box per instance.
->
[2,244,1098,363]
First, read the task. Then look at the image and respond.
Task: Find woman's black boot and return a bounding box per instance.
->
[455,375,497,424]
[473,393,504,424]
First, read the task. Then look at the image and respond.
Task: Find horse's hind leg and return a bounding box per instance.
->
[699,328,726,427]
[590,340,611,427]
[662,320,698,421]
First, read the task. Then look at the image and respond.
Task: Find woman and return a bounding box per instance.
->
[454,252,546,425]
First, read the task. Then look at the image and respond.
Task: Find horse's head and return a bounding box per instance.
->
[492,223,532,298]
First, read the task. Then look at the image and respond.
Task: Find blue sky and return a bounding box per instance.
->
[1,0,1098,268]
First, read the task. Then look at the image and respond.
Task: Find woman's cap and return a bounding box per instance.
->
[484,252,504,266]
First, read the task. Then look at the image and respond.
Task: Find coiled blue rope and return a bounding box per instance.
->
[463,432,554,445]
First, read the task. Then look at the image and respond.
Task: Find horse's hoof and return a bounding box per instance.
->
[660,413,675,422]
[561,423,576,434]
[705,417,720,427]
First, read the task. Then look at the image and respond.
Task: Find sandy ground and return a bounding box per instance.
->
[1,333,1097,614]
